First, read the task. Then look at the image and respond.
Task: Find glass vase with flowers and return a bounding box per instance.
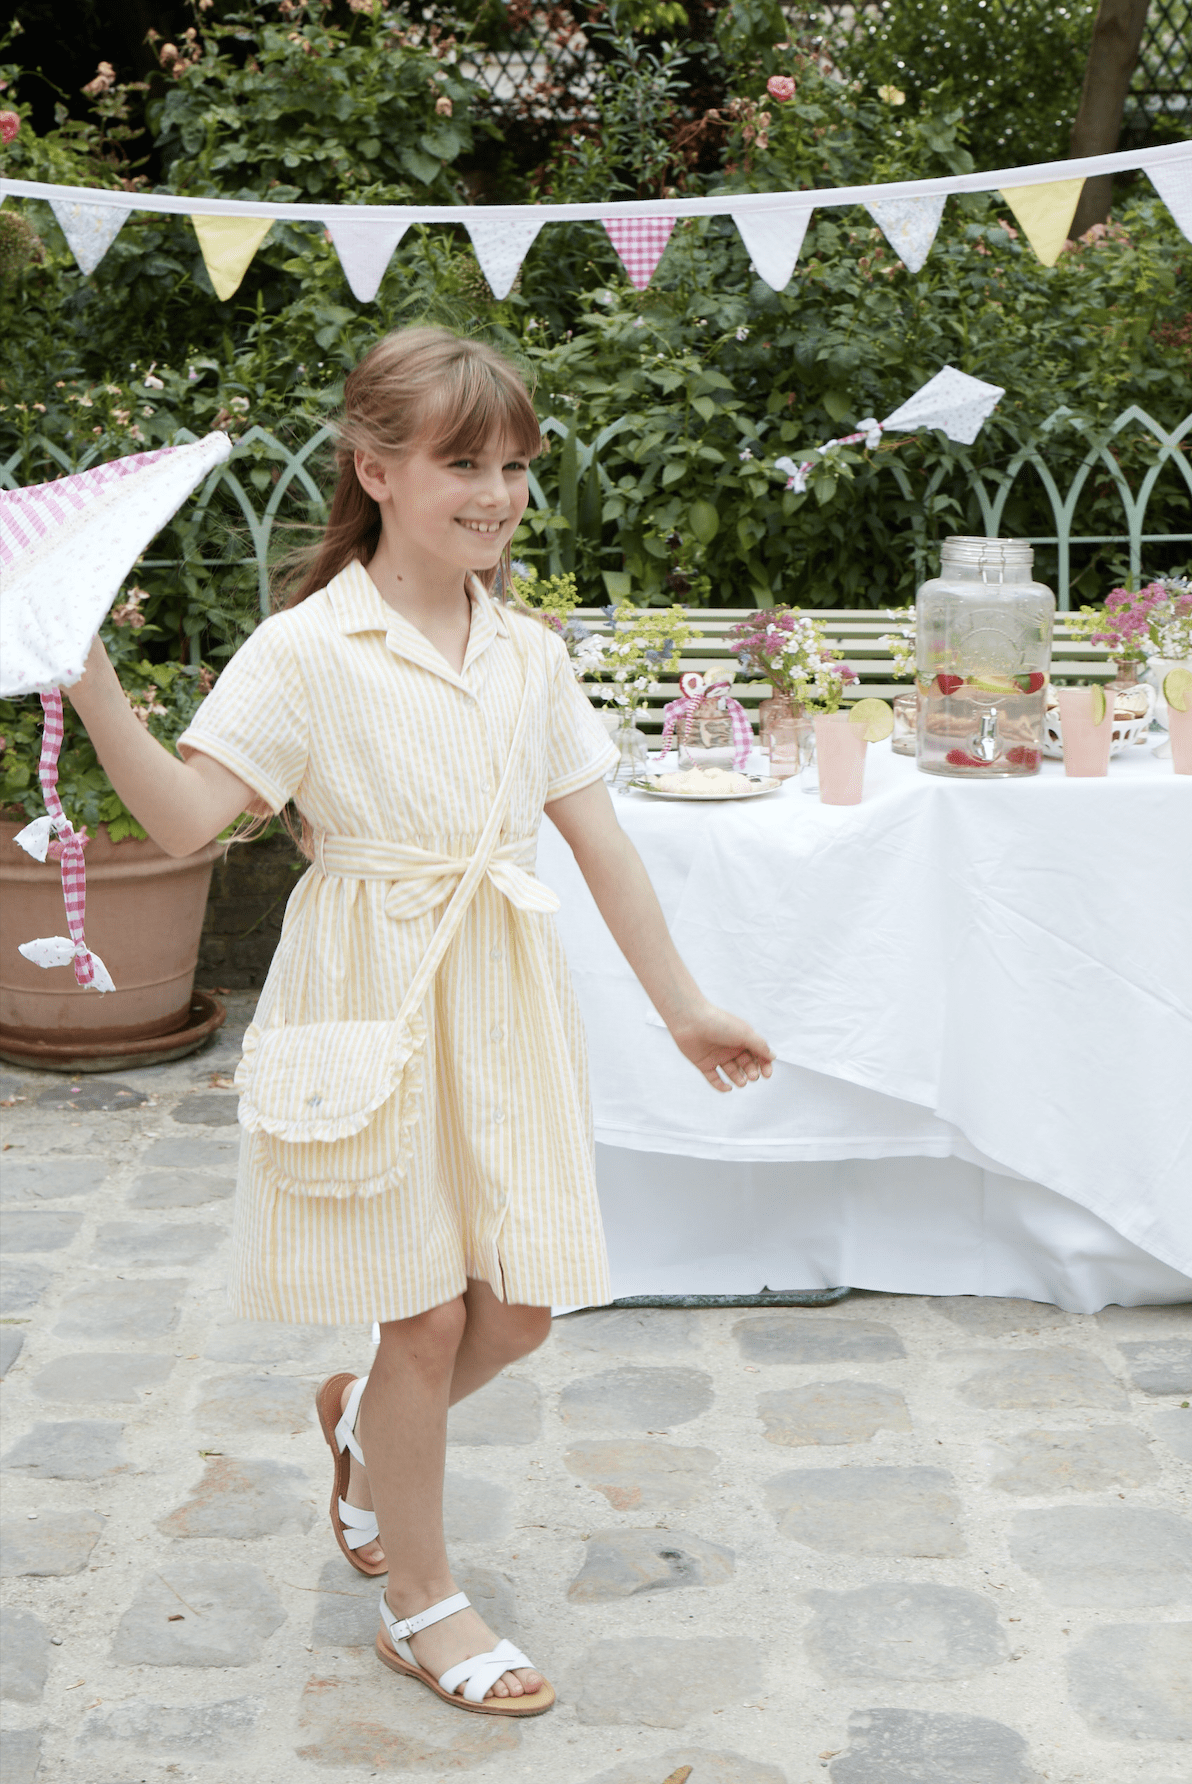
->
[1069,577,1192,730]
[877,611,918,755]
[587,602,702,785]
[728,607,858,777]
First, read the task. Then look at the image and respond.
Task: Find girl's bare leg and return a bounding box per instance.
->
[346,1283,551,1700]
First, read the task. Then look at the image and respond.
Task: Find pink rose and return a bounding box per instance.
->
[0,111,20,145]
[766,75,795,103]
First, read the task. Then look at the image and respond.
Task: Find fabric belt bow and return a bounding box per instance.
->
[313,833,560,921]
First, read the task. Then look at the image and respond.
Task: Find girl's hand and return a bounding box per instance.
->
[670,1002,775,1093]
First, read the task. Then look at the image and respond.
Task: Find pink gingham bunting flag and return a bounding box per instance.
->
[603,216,676,290]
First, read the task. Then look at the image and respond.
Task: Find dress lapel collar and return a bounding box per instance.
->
[325,561,506,693]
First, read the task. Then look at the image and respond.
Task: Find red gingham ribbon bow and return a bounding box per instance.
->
[660,674,754,770]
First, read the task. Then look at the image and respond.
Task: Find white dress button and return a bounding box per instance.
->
[490,1025,503,1042]
[481,780,492,793]
[490,947,503,963]
[494,1108,506,1124]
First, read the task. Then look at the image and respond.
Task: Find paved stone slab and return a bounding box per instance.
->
[194,1373,313,1435]
[158,1456,316,1540]
[0,1727,41,1784]
[0,1606,49,1700]
[567,1528,735,1602]
[310,1559,517,1648]
[0,1260,53,1314]
[829,1707,1037,1784]
[1116,1339,1192,1394]
[2,1157,108,1201]
[933,1296,1067,1335]
[112,1561,287,1666]
[0,1328,24,1376]
[957,1347,1127,1410]
[565,1440,719,1512]
[127,1170,236,1208]
[585,1749,787,1784]
[80,1695,260,1753]
[805,1583,1007,1680]
[1066,1621,1192,1740]
[141,1134,240,1170]
[294,1659,521,1768]
[1,1510,104,1575]
[553,1308,701,1358]
[447,1374,541,1446]
[1152,1408,1192,1460]
[734,1315,905,1365]
[33,1351,175,1404]
[0,1210,83,1252]
[443,1472,511,1543]
[559,1366,715,1432]
[758,1382,911,1447]
[54,1277,185,1342]
[765,1466,965,1557]
[1010,1505,1192,1606]
[204,1316,330,1364]
[990,1423,1159,1493]
[92,1220,224,1266]
[37,1079,146,1112]
[170,1092,239,1125]
[565,1636,761,1727]
[2,1419,129,1480]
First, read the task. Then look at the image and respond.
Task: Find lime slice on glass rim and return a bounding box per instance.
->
[1090,684,1107,725]
[1163,667,1192,713]
[848,697,895,743]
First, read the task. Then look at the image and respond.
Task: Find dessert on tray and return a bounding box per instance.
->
[651,767,759,795]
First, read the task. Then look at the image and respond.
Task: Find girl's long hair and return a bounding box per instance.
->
[274,326,543,609]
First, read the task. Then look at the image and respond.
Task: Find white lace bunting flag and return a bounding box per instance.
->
[1145,150,1192,242]
[325,216,410,303]
[864,194,946,274]
[48,197,131,276]
[731,203,814,291]
[465,216,544,301]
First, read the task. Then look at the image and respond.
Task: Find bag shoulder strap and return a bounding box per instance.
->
[389,595,540,1033]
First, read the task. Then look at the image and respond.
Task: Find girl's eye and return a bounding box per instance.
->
[449,458,474,469]
[504,460,527,472]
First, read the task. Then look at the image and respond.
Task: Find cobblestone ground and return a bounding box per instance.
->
[2,996,1190,1784]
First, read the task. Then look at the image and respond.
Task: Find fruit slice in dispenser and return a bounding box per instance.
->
[934,673,964,696]
[1015,671,1047,694]
[848,698,895,743]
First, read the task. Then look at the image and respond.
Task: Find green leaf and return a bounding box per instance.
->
[823,390,851,423]
[691,395,716,423]
[602,570,632,598]
[689,498,719,544]
[401,148,442,186]
[661,461,687,486]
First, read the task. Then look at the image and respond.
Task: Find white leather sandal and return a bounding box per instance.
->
[315,1372,386,1577]
[376,1591,555,1716]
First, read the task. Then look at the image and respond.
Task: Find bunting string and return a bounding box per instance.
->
[1,140,1188,301]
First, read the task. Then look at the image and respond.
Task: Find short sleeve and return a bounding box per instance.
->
[177,615,308,813]
[542,631,618,799]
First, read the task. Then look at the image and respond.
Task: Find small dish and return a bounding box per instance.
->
[627,775,783,802]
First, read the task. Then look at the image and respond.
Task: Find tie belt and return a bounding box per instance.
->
[311,833,560,921]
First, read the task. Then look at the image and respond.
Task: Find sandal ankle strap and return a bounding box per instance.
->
[379,1590,470,1644]
[334,1374,369,1464]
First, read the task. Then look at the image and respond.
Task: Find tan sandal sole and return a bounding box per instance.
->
[315,1373,388,1578]
[375,1632,555,1717]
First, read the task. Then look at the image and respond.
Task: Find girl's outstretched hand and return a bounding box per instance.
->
[670,1002,775,1094]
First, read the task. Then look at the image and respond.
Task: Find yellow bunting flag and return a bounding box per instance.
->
[998,179,1085,267]
[190,213,274,301]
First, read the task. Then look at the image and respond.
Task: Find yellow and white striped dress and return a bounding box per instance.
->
[178,562,617,1324]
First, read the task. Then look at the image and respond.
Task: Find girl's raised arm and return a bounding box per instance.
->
[66,637,260,857]
[545,778,774,1093]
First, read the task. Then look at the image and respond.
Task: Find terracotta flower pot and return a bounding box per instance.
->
[0,819,224,1049]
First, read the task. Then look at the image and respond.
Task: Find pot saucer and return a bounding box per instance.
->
[0,990,226,1075]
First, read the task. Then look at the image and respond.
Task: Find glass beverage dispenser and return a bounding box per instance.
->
[916,537,1054,778]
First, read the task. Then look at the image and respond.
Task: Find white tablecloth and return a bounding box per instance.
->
[538,741,1192,1312]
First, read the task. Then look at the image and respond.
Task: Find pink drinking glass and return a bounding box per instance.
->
[1168,697,1192,774]
[814,712,867,805]
[1056,686,1113,777]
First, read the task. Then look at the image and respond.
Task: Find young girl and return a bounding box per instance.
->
[67,326,773,1718]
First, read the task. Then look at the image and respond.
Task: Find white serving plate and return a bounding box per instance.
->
[627,775,784,802]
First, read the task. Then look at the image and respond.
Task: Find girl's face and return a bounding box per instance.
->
[357,431,531,574]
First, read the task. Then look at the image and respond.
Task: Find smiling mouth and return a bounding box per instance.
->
[456,518,506,535]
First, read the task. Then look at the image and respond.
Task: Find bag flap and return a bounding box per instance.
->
[236,1018,420,1142]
